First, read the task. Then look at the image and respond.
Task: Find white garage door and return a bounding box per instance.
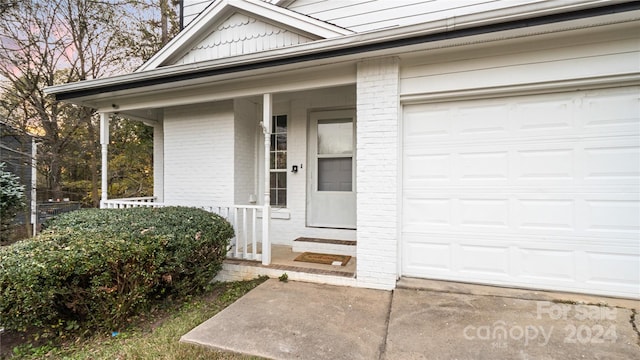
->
[401,86,640,298]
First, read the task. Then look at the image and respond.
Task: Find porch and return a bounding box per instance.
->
[98,83,357,262]
[102,197,357,287]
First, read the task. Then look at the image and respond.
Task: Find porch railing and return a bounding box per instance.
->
[101,198,269,265]
[102,197,159,208]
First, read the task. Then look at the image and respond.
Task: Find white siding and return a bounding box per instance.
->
[163,100,234,206]
[183,0,212,27]
[355,57,400,290]
[400,24,640,97]
[288,0,551,33]
[174,12,315,65]
[185,0,616,36]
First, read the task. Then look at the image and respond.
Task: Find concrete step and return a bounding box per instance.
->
[292,237,356,257]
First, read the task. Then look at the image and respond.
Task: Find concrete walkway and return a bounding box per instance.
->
[181,279,640,359]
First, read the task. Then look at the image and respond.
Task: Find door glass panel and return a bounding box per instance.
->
[318,119,353,155]
[318,157,352,191]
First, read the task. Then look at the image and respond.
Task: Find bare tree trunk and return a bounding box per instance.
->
[161,0,169,45]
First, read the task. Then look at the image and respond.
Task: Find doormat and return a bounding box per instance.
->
[294,252,351,266]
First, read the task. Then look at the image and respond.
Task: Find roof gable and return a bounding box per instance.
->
[172,12,317,66]
[138,0,352,71]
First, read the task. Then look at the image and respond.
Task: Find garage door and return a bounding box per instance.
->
[401,86,640,298]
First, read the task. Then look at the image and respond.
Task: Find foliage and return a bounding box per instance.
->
[0,1,179,207]
[0,207,233,336]
[0,162,26,241]
[7,278,268,360]
[108,118,154,200]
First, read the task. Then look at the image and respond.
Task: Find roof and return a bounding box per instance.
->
[44,1,640,105]
[139,0,353,71]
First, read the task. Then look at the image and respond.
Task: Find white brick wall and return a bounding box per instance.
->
[163,100,234,206]
[356,57,400,290]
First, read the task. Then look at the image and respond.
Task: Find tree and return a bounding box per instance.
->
[108,118,154,199]
[0,1,179,207]
[0,162,25,242]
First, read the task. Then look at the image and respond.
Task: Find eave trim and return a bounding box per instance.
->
[49,1,640,102]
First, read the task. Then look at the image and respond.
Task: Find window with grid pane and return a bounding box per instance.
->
[270,115,287,207]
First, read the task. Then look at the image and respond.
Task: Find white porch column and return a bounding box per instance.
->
[30,140,37,235]
[356,57,400,290]
[153,121,164,203]
[99,112,110,208]
[262,94,272,265]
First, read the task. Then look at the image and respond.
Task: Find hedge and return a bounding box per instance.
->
[0,206,233,334]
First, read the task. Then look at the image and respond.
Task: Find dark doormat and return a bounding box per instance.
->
[294,252,352,266]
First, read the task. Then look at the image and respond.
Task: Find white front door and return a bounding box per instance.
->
[307,109,356,229]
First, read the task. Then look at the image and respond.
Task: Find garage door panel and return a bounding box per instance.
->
[405,140,639,187]
[516,199,574,231]
[583,144,640,182]
[458,151,509,182]
[514,98,573,132]
[518,248,575,281]
[403,236,451,273]
[581,88,640,132]
[585,199,640,233]
[401,86,640,298]
[515,148,574,181]
[405,193,624,237]
[459,198,509,229]
[458,245,510,276]
[455,104,509,136]
[404,153,451,183]
[404,106,451,141]
[403,231,640,295]
[585,252,640,286]
[405,87,639,146]
[403,197,452,228]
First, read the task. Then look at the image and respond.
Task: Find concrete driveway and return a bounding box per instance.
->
[181,278,640,359]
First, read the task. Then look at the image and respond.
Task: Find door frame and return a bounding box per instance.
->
[306,108,357,229]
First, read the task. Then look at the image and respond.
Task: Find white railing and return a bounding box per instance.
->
[100,198,270,265]
[200,205,264,263]
[102,197,159,208]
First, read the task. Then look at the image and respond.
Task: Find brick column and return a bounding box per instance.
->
[356,57,400,290]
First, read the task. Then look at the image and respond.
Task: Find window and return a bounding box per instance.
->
[270,115,287,207]
[317,119,353,191]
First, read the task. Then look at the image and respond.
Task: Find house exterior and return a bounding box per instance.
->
[46,0,640,299]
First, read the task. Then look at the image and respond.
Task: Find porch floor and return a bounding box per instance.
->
[227,244,356,278]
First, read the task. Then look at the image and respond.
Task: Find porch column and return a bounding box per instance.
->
[30,140,37,235]
[356,57,400,290]
[99,112,110,208]
[262,93,272,265]
[153,121,164,203]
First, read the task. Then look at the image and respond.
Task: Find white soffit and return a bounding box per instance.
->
[138,0,352,72]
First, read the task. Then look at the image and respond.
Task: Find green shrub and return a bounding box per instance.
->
[0,206,233,335]
[0,162,25,242]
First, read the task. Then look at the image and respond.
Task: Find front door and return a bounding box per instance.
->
[307,109,356,229]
